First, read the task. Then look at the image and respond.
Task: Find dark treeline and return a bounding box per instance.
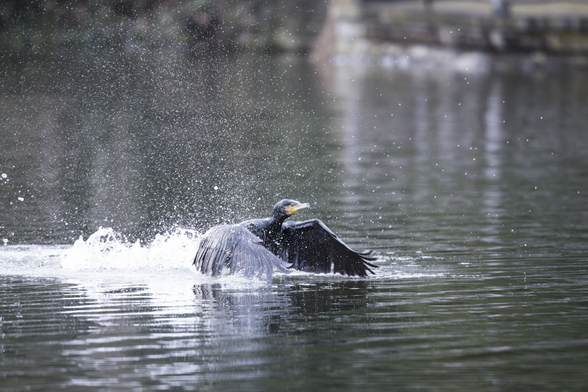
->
[0,0,326,53]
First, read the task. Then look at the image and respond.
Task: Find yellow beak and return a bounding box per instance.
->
[289,202,310,215]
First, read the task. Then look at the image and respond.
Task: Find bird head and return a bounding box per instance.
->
[273,199,310,219]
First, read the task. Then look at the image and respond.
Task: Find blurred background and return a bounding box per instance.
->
[0,0,326,54]
[2,0,588,57]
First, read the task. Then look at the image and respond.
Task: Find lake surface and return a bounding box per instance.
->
[1,48,588,391]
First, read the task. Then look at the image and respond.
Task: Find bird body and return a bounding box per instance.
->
[193,199,377,279]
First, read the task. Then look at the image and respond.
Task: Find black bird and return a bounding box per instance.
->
[193,199,377,279]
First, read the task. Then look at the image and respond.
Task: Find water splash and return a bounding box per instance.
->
[61,227,199,272]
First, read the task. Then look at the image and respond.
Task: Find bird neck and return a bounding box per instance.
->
[268,215,287,232]
[262,216,287,254]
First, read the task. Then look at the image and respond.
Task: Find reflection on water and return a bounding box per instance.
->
[1,48,588,391]
[2,260,587,391]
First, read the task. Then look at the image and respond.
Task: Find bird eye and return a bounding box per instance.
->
[290,203,295,207]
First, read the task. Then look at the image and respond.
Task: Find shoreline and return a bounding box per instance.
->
[310,0,588,73]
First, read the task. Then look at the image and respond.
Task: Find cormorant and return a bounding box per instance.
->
[193,199,377,279]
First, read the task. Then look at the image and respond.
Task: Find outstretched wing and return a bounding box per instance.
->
[194,224,290,280]
[280,219,377,277]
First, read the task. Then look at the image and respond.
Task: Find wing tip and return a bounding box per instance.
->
[359,250,379,275]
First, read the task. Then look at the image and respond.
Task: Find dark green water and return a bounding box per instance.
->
[1,49,588,391]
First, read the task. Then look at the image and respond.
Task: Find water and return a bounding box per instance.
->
[1,48,588,391]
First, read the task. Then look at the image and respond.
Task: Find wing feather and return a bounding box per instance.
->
[194,224,290,280]
[280,220,377,277]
